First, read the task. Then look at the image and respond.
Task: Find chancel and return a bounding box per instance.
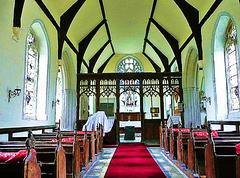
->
[0,0,240,177]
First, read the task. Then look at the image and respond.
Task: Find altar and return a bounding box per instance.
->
[119,112,144,121]
[119,121,141,134]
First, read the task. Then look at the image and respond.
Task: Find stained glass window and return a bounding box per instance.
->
[23,23,48,120]
[23,31,39,119]
[225,20,240,111]
[117,56,142,112]
[117,56,142,73]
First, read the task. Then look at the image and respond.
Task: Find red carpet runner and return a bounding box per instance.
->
[104,143,166,178]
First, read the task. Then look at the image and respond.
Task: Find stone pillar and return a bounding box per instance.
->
[60,89,76,131]
[183,87,201,128]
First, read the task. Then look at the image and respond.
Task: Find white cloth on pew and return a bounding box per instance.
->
[82,111,115,136]
[167,116,182,128]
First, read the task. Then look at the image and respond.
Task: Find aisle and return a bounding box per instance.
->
[84,146,188,178]
[104,143,166,178]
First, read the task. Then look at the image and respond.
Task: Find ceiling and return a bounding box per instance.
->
[41,0,217,73]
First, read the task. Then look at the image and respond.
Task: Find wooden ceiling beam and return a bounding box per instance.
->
[98,53,115,73]
[13,0,25,27]
[145,39,169,72]
[77,20,106,73]
[143,0,157,53]
[34,0,88,69]
[58,0,86,59]
[173,0,203,61]
[78,72,182,80]
[200,0,223,27]
[142,52,161,73]
[170,0,223,67]
[88,40,111,73]
[99,0,115,53]
[150,18,182,72]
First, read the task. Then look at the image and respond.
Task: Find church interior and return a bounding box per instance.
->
[0,0,240,177]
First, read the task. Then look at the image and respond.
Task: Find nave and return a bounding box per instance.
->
[1,0,240,177]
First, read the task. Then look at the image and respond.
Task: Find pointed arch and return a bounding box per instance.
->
[116,55,144,73]
[183,48,201,127]
[213,13,240,120]
[57,49,76,130]
[23,19,50,121]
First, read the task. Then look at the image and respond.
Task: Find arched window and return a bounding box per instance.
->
[225,20,239,111]
[117,56,142,73]
[117,56,143,112]
[23,31,39,119]
[213,15,240,120]
[23,21,49,120]
[56,66,64,123]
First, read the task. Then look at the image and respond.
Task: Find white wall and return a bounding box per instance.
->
[181,0,240,122]
[0,1,76,130]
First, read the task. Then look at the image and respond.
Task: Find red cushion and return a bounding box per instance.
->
[52,138,57,142]
[0,152,16,162]
[194,132,208,137]
[0,150,37,164]
[77,131,93,135]
[170,129,218,138]
[212,130,219,137]
[62,137,75,142]
[172,129,190,133]
[236,144,240,155]
[52,137,80,142]
[194,131,219,138]
[182,129,190,133]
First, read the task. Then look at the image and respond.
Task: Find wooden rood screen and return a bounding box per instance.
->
[76,72,183,142]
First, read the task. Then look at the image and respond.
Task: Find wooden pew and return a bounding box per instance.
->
[0,131,67,178]
[205,131,240,178]
[159,123,164,147]
[33,130,86,176]
[0,125,56,141]
[187,127,240,177]
[208,120,240,134]
[160,124,206,162]
[0,137,41,178]
[177,127,208,166]
[160,122,240,177]
[33,130,91,167]
[11,129,90,170]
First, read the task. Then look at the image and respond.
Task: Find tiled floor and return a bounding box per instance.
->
[148,147,188,178]
[83,146,189,178]
[83,148,116,178]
